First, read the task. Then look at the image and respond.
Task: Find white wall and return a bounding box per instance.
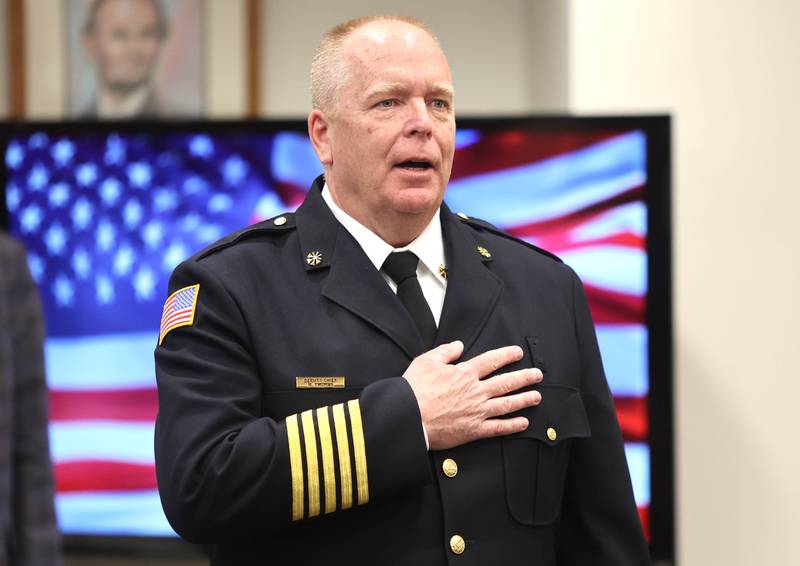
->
[568,1,800,565]
[260,0,568,116]
[205,0,247,117]
[24,0,65,117]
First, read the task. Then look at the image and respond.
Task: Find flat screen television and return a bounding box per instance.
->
[0,116,673,563]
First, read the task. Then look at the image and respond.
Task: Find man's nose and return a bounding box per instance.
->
[404,100,433,138]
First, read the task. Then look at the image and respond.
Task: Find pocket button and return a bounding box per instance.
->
[450,534,466,554]
[442,458,458,478]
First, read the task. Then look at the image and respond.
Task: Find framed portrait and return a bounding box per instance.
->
[64,0,205,119]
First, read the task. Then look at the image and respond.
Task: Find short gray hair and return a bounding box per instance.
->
[310,15,439,114]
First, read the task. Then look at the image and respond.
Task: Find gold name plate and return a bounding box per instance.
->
[296,376,346,389]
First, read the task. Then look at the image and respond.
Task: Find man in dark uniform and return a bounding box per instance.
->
[154,15,650,565]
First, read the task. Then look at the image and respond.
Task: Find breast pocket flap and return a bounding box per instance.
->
[503,384,591,526]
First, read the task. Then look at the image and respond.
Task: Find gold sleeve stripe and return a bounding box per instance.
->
[315,407,337,514]
[286,414,304,521]
[331,403,353,510]
[347,399,370,505]
[300,410,321,518]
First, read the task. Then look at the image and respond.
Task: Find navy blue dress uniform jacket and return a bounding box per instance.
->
[154,176,650,565]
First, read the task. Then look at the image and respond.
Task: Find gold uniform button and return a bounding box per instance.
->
[450,534,466,555]
[442,458,458,478]
[273,216,287,226]
[547,427,557,442]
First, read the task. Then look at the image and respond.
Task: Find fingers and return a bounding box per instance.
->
[482,367,543,398]
[424,340,465,364]
[459,345,524,379]
[484,389,542,419]
[478,416,531,438]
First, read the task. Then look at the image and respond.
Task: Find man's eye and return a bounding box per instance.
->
[379,100,395,108]
[431,100,449,110]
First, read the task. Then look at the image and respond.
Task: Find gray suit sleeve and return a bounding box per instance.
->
[5,237,62,566]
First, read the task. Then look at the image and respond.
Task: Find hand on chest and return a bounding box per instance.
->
[255,289,582,422]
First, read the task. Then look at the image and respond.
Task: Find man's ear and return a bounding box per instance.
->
[308,109,333,166]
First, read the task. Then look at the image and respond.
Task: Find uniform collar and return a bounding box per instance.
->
[321,182,446,284]
[294,175,502,359]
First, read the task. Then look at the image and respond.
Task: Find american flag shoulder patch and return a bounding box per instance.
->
[158,284,200,345]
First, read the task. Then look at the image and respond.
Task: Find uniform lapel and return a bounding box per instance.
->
[435,205,504,353]
[295,178,426,360]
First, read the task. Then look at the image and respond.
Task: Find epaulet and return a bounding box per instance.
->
[455,212,563,264]
[196,212,296,261]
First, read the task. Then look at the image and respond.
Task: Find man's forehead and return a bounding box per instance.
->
[344,20,442,56]
[355,21,424,47]
[342,21,451,81]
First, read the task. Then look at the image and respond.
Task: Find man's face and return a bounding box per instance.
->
[319,22,456,223]
[84,0,163,93]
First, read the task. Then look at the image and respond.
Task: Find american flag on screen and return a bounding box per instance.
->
[4,131,292,535]
[5,126,649,539]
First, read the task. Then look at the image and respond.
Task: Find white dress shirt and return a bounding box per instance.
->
[321,184,447,324]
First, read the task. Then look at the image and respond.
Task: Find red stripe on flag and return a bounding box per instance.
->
[272,181,308,209]
[160,311,192,331]
[526,231,645,255]
[451,129,625,181]
[584,284,645,325]
[615,396,648,442]
[50,388,158,422]
[55,460,157,493]
[504,185,644,240]
[638,505,650,543]
[159,297,177,333]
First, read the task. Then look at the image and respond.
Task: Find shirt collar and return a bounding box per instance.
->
[97,84,152,118]
[321,183,446,284]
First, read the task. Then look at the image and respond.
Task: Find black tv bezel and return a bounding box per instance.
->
[0,115,673,564]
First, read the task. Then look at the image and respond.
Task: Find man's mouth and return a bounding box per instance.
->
[396,160,433,170]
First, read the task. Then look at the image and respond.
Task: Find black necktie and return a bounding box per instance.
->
[382,251,437,348]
